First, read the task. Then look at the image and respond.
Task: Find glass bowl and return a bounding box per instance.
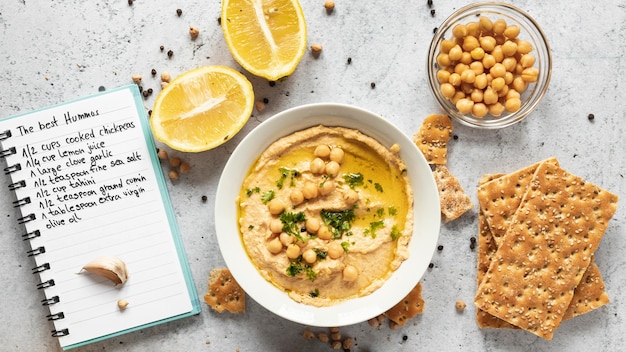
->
[427,2,552,129]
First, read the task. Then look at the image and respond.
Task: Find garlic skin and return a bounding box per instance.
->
[82,256,129,285]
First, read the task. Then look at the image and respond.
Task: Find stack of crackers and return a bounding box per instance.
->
[414,114,473,221]
[474,158,618,339]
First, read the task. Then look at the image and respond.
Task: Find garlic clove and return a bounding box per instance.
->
[81,256,129,285]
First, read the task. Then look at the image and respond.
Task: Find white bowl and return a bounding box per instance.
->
[214,103,440,327]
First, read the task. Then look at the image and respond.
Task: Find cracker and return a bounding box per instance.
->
[413,114,453,165]
[476,157,559,247]
[384,282,424,326]
[474,162,619,340]
[433,164,473,222]
[204,268,246,313]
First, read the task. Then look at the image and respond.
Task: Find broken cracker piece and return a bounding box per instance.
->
[432,164,473,221]
[384,282,424,326]
[474,162,618,340]
[204,268,246,313]
[413,114,453,165]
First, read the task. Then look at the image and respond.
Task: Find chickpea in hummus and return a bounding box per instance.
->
[238,125,414,306]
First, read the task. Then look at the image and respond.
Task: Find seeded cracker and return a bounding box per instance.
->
[413,114,453,165]
[204,268,246,313]
[476,170,611,329]
[384,282,424,326]
[474,162,618,340]
[433,164,473,222]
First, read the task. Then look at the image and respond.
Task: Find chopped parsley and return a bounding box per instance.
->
[280,211,307,242]
[388,206,397,216]
[365,220,385,238]
[309,288,320,298]
[341,241,350,252]
[391,225,401,241]
[277,167,300,189]
[376,208,385,217]
[286,256,317,281]
[246,186,260,196]
[374,183,383,193]
[343,172,364,189]
[261,190,275,204]
[313,248,327,260]
[321,208,355,239]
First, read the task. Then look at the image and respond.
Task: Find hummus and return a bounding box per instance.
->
[238,125,414,306]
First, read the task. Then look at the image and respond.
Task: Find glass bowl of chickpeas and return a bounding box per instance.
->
[427,2,552,128]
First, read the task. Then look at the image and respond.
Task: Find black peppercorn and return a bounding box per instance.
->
[167,49,173,58]
[437,245,443,251]
[147,88,153,95]
[160,45,164,51]
[148,110,152,116]
[428,262,434,268]
[128,0,133,5]
[201,195,208,202]
[217,17,222,25]
[142,90,149,98]
[427,0,433,7]
[470,242,476,250]
[453,134,459,140]
[269,81,276,87]
[588,113,595,121]
[176,8,182,16]
[263,98,269,104]
[347,57,352,64]
[151,68,157,76]
[431,9,436,16]
[370,82,376,89]
[402,335,408,341]
[433,27,438,34]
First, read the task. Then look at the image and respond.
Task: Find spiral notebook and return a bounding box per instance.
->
[0,85,201,350]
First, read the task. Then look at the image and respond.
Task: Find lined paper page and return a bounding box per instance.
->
[0,86,198,349]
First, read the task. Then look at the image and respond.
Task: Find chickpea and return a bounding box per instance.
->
[516,40,533,55]
[319,179,335,195]
[302,182,318,200]
[501,40,518,57]
[521,67,539,82]
[479,36,496,52]
[502,57,517,72]
[456,98,474,115]
[343,189,359,205]
[452,24,468,38]
[469,61,484,75]
[519,54,535,68]
[493,19,507,35]
[451,90,466,104]
[306,217,320,233]
[437,69,451,84]
[267,237,283,254]
[342,265,358,282]
[329,147,344,164]
[512,76,528,92]
[470,88,484,103]
[489,102,505,116]
[505,98,522,112]
[448,45,462,61]
[466,21,480,37]
[461,82,474,94]
[448,72,462,86]
[478,16,493,33]
[491,46,504,63]
[503,25,520,39]
[497,84,509,97]
[267,199,285,215]
[470,47,485,61]
[285,244,301,259]
[290,189,304,206]
[482,54,496,69]
[318,226,333,240]
[440,39,456,53]
[506,89,521,101]
[483,86,499,105]
[462,36,479,52]
[491,77,506,91]
[459,51,473,65]
[310,157,326,174]
[454,63,469,75]
[494,34,506,45]
[474,73,488,89]
[440,83,456,98]
[325,161,340,177]
[314,145,331,158]
[460,69,475,84]
[327,241,344,259]
[270,218,283,233]
[303,249,317,264]
[504,71,514,85]
[280,232,294,246]
[472,103,489,118]
[436,53,452,67]
[489,63,506,78]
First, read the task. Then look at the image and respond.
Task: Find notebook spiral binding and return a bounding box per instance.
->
[4,163,21,175]
[42,296,60,306]
[9,180,26,190]
[13,196,31,207]
[23,229,41,241]
[0,129,11,141]
[0,146,16,158]
[51,329,69,337]
[32,262,51,274]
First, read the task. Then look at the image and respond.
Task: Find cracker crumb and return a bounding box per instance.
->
[303,329,315,340]
[455,300,466,311]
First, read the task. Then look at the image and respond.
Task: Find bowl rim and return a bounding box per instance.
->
[427,1,552,129]
[214,102,441,327]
